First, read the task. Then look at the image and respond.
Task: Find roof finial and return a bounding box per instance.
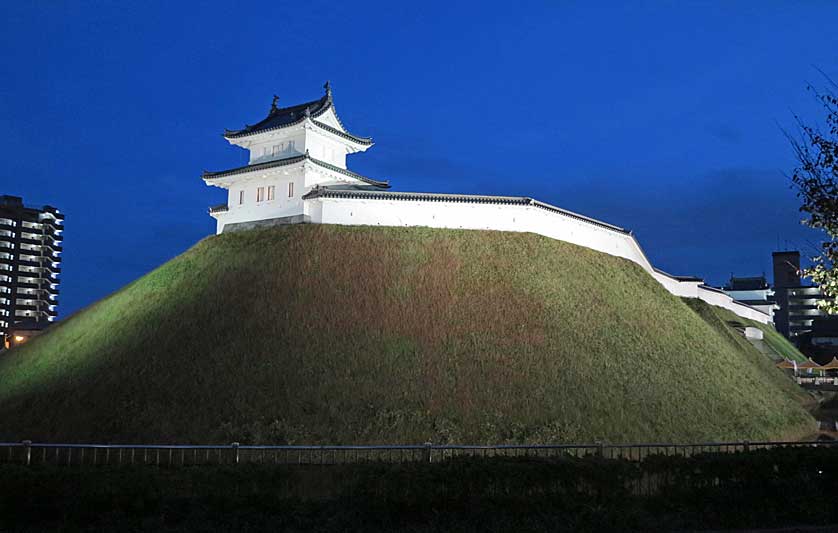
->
[304,106,311,118]
[271,95,279,112]
[324,80,332,97]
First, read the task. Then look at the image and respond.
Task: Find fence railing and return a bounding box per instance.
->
[1,439,836,467]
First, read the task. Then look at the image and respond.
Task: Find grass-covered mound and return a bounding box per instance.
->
[0,225,814,444]
[683,298,808,363]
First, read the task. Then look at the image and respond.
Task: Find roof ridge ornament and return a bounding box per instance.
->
[324,80,332,98]
[304,106,311,118]
[270,95,279,113]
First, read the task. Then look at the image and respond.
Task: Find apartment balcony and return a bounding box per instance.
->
[15,258,40,268]
[42,262,61,274]
[16,256,60,270]
[788,304,821,311]
[15,306,58,320]
[18,235,44,245]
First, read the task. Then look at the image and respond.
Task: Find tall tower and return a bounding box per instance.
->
[772,251,801,289]
[0,195,63,342]
[203,83,389,234]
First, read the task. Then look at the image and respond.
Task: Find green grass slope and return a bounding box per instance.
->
[0,225,815,444]
[683,299,808,363]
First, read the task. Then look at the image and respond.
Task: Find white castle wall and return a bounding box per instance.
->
[309,195,771,324]
[218,168,306,232]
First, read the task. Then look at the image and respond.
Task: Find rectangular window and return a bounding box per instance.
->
[257,187,265,202]
[272,144,281,156]
[262,147,269,157]
[239,190,245,205]
[288,140,295,150]
[267,186,275,201]
[288,182,294,197]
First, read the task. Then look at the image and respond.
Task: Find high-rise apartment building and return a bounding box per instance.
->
[0,195,64,341]
[772,250,828,339]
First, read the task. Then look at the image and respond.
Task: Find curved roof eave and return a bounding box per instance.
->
[201,153,389,188]
[223,98,373,145]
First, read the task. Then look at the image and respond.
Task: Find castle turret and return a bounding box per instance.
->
[203,83,389,233]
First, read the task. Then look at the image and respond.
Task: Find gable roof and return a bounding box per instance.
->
[223,86,373,145]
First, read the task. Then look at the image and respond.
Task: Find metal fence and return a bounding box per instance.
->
[1,439,836,467]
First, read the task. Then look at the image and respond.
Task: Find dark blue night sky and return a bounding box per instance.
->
[1,2,836,317]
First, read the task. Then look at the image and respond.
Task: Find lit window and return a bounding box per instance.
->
[288,182,294,197]
[257,187,265,202]
[239,191,245,205]
[267,186,275,201]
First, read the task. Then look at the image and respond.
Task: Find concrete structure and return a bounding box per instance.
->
[0,195,63,341]
[772,251,829,339]
[203,86,771,324]
[795,316,838,364]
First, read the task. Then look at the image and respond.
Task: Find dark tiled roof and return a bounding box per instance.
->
[652,268,703,283]
[202,153,390,189]
[311,119,373,145]
[223,90,373,145]
[737,299,777,306]
[225,96,328,138]
[674,275,704,283]
[725,276,769,291]
[301,188,629,234]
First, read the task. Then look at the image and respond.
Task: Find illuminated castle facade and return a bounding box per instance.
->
[203,84,770,324]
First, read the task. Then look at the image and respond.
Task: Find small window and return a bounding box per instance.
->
[272,144,281,156]
[267,186,275,201]
[239,190,245,205]
[257,187,265,202]
[288,140,295,150]
[288,182,294,197]
[262,147,270,157]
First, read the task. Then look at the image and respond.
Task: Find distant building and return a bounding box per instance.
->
[3,318,48,350]
[772,251,829,340]
[722,276,777,320]
[795,316,838,364]
[0,195,64,343]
